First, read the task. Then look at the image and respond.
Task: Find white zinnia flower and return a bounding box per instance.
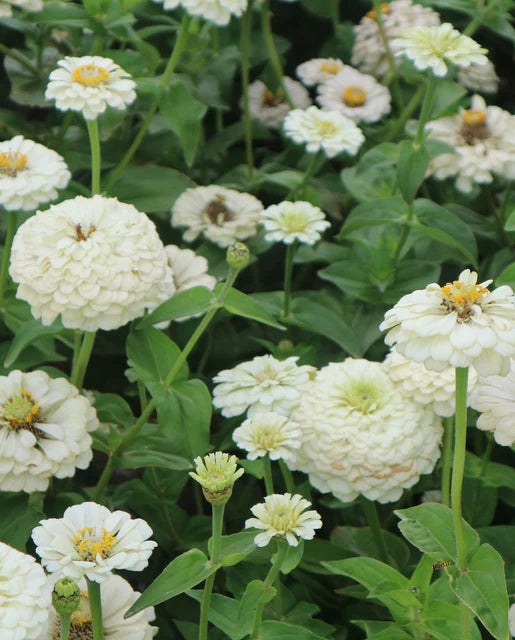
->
[171,185,264,248]
[380,269,515,377]
[245,493,322,547]
[383,350,478,417]
[261,201,330,245]
[352,0,441,77]
[0,136,70,211]
[469,359,515,446]
[212,355,315,418]
[425,94,515,193]
[457,59,499,94]
[0,370,97,493]
[154,0,247,25]
[0,0,42,16]
[247,77,311,130]
[0,542,51,640]
[296,58,344,87]
[45,56,136,120]
[233,412,302,461]
[40,574,158,640]
[392,23,488,77]
[509,603,515,637]
[316,66,391,124]
[10,195,175,331]
[32,502,157,583]
[283,106,365,158]
[288,359,443,503]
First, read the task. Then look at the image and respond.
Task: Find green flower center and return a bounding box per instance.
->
[2,390,42,433]
[338,380,384,414]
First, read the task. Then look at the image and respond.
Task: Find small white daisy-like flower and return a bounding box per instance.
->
[380,269,515,377]
[171,185,264,248]
[316,66,391,124]
[45,56,136,120]
[0,136,70,211]
[10,195,175,331]
[392,23,488,77]
[0,370,98,493]
[283,106,365,158]
[261,201,330,245]
[352,0,441,77]
[288,359,443,503]
[41,574,158,640]
[383,350,478,417]
[469,359,515,447]
[189,452,244,505]
[247,77,311,130]
[425,94,515,193]
[296,58,344,87]
[212,355,316,418]
[154,0,247,25]
[233,412,302,461]
[0,0,42,17]
[32,502,157,583]
[0,541,51,640]
[245,493,322,547]
[458,59,499,94]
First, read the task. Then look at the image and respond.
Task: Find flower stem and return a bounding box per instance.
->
[260,0,294,107]
[362,498,389,565]
[0,210,17,306]
[250,541,288,639]
[279,459,294,492]
[70,331,96,391]
[60,615,71,640]
[441,416,454,508]
[86,119,101,195]
[105,13,192,193]
[392,203,414,263]
[384,83,425,142]
[241,0,255,183]
[415,72,438,146]
[262,454,274,494]
[0,42,41,78]
[287,152,321,200]
[329,0,339,27]
[87,580,104,640]
[452,367,469,571]
[373,0,404,110]
[198,503,225,640]
[70,330,82,381]
[282,242,296,318]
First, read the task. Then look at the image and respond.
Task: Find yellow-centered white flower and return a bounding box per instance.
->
[261,201,330,245]
[296,58,344,87]
[246,77,311,130]
[245,493,322,547]
[153,0,247,25]
[380,269,515,376]
[32,502,157,583]
[233,412,302,461]
[45,56,136,120]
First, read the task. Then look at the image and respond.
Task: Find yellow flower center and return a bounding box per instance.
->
[462,109,487,126]
[366,3,391,19]
[0,151,28,177]
[317,120,338,136]
[460,109,490,144]
[2,390,41,432]
[269,506,296,532]
[343,85,367,107]
[441,279,489,320]
[71,64,109,87]
[320,61,340,74]
[71,527,117,560]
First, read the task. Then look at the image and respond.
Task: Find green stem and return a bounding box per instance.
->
[441,416,454,508]
[452,367,469,572]
[250,542,288,639]
[279,459,294,492]
[500,181,513,223]
[87,580,103,640]
[373,0,404,109]
[362,498,389,565]
[241,0,255,182]
[384,83,425,142]
[262,454,274,495]
[86,119,101,195]
[282,242,296,318]
[60,615,71,640]
[0,42,41,78]
[415,72,438,146]
[137,379,148,412]
[260,0,293,107]
[483,185,515,255]
[0,210,17,305]
[287,152,321,200]
[54,112,74,148]
[105,13,192,192]
[198,503,225,640]
[392,204,413,263]
[70,332,96,391]
[70,330,82,381]
[330,0,339,27]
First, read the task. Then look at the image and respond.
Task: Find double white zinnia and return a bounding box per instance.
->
[233,412,302,461]
[261,201,330,246]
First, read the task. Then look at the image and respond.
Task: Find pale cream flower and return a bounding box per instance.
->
[212,355,316,418]
[0,136,70,211]
[296,58,344,87]
[0,0,42,17]
[283,106,365,158]
[393,23,488,77]
[171,185,264,248]
[247,77,311,130]
[154,0,247,25]
[457,59,499,94]
[380,269,515,377]
[316,66,391,124]
[190,452,244,505]
[233,412,302,461]
[10,195,175,331]
[0,542,51,640]
[0,370,97,493]
[46,56,136,120]
[261,201,330,245]
[32,502,157,583]
[245,493,322,547]
[509,603,515,637]
[425,94,515,193]
[288,359,443,503]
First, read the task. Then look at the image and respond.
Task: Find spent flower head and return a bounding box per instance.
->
[190,452,244,505]
[233,412,302,461]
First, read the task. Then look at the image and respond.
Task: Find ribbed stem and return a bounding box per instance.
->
[198,503,225,640]
[87,580,104,640]
[282,242,296,318]
[60,616,71,640]
[260,0,293,107]
[0,210,17,305]
[70,331,96,391]
[441,416,454,507]
[415,72,438,146]
[262,454,274,495]
[250,542,288,639]
[452,367,469,571]
[241,0,255,182]
[86,119,101,195]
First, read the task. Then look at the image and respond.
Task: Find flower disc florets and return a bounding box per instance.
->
[10,195,175,331]
[261,201,330,245]
[380,269,515,376]
[189,452,244,505]
[246,77,311,130]
[245,493,322,547]
[233,412,302,461]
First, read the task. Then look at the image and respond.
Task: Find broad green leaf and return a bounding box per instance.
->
[126,327,188,386]
[3,318,71,368]
[464,451,515,490]
[26,2,90,27]
[210,531,257,566]
[187,591,247,640]
[118,446,191,470]
[495,262,515,289]
[429,79,467,119]
[421,599,481,640]
[281,540,304,574]
[0,494,44,551]
[137,287,216,328]
[220,286,284,329]
[397,141,429,203]
[91,392,134,429]
[261,620,327,640]
[331,526,409,570]
[367,629,413,640]
[125,549,217,616]
[339,196,408,236]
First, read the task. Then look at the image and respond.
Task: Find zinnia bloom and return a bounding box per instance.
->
[10,195,175,331]
[0,370,97,493]
[0,136,70,211]
[189,452,244,505]
[32,502,157,583]
[154,0,247,25]
[457,59,499,94]
[45,56,136,120]
[233,412,302,461]
[246,77,310,130]
[261,201,330,245]
[380,269,515,377]
[0,0,42,17]
[245,493,322,547]
[296,58,344,87]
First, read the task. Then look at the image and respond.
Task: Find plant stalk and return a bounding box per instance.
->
[414,72,438,146]
[70,331,96,391]
[198,503,225,640]
[0,210,17,305]
[282,242,296,318]
[86,119,101,195]
[362,498,389,565]
[441,416,454,507]
[60,615,71,640]
[279,459,294,492]
[373,0,404,109]
[241,0,255,182]
[451,367,469,571]
[260,0,293,107]
[287,152,321,200]
[262,454,274,494]
[0,42,41,78]
[250,541,288,639]
[87,580,104,640]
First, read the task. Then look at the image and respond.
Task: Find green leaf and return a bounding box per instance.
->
[397,141,429,203]
[211,531,257,567]
[429,79,467,119]
[125,549,217,616]
[261,620,327,640]
[339,196,408,236]
[220,286,284,329]
[118,446,192,470]
[3,318,70,368]
[0,494,44,551]
[126,327,188,386]
[331,526,409,570]
[137,286,216,328]
[421,599,481,640]
[465,452,515,491]
[186,591,248,640]
[366,628,414,640]
[495,262,515,289]
[91,392,134,429]
[160,78,207,166]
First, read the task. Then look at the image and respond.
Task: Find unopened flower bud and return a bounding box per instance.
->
[278,339,294,355]
[226,242,250,270]
[52,577,81,617]
[189,452,244,506]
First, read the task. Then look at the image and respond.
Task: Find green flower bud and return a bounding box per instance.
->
[226,242,250,270]
[278,339,294,354]
[189,452,244,506]
[52,577,81,617]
